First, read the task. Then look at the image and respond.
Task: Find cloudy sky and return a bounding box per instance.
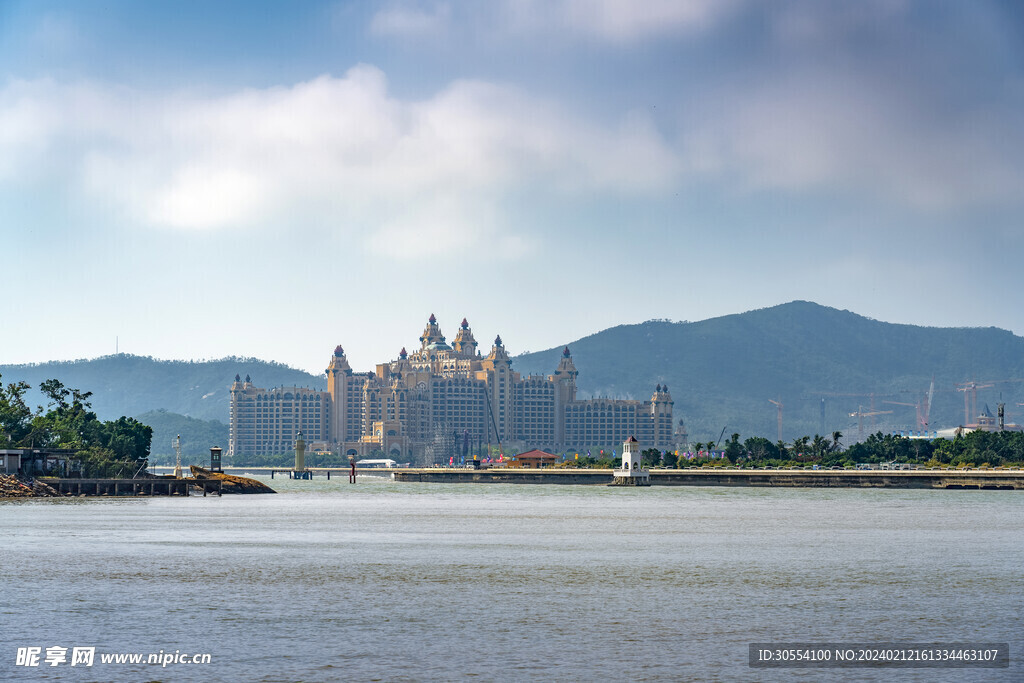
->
[3,0,1023,374]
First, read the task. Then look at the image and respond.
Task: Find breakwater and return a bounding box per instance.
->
[391,468,1024,489]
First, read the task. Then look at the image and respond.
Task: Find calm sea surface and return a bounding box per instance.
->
[2,477,1022,682]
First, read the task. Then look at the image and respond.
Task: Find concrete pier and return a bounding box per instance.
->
[43,478,222,496]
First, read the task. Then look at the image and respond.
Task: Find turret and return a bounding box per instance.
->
[452,318,479,357]
[551,346,578,449]
[327,345,352,375]
[391,347,412,379]
[483,335,513,441]
[650,384,674,448]
[327,345,353,446]
[674,419,689,451]
[487,335,510,363]
[552,346,578,399]
[651,383,672,404]
[419,313,446,350]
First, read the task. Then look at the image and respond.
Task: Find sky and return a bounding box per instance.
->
[2,0,1023,375]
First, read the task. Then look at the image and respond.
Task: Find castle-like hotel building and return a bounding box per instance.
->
[229,315,673,462]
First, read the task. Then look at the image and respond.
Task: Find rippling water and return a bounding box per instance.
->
[2,477,1022,681]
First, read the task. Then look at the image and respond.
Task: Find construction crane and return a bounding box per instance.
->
[956,378,1024,426]
[924,379,935,429]
[849,407,893,442]
[882,400,919,428]
[715,426,728,449]
[884,379,934,431]
[956,381,993,427]
[768,399,783,443]
[809,391,892,432]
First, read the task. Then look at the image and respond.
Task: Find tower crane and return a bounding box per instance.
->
[898,378,943,429]
[882,400,919,429]
[955,378,1024,427]
[810,391,890,433]
[849,407,893,442]
[956,381,993,427]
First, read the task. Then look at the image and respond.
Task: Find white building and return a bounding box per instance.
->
[612,436,650,486]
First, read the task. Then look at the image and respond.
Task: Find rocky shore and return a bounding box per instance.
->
[0,474,61,498]
[190,466,276,494]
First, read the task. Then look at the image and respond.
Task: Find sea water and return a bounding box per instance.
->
[2,477,1022,681]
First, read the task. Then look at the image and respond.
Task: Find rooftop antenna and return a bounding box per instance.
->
[173,434,182,479]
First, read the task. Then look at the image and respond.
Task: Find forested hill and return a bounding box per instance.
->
[514,301,1024,441]
[0,355,324,423]
[3,301,1024,444]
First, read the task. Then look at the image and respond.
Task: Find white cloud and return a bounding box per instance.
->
[370,0,741,44]
[369,2,451,37]
[525,0,741,42]
[683,69,1024,210]
[0,66,680,254]
[364,195,531,259]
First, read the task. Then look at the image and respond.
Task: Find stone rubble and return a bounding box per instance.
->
[190,465,276,494]
[0,474,61,498]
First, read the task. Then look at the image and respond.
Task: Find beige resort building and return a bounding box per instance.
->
[228,315,673,462]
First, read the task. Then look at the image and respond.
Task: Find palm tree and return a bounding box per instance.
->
[831,431,843,452]
[810,434,829,460]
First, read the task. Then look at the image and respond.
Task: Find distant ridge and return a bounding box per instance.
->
[514,301,1024,440]
[0,355,323,423]
[3,301,1023,443]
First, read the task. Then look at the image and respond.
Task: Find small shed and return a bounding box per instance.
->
[513,449,558,468]
[0,450,22,474]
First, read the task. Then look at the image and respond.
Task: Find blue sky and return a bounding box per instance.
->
[3,0,1023,374]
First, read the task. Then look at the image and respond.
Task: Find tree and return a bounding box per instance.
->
[724,433,743,463]
[1,376,153,477]
[743,436,777,461]
[103,417,153,462]
[641,448,662,468]
[810,434,829,460]
[831,431,843,452]
[0,374,33,446]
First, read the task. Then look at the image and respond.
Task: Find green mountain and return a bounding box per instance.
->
[3,302,1023,445]
[137,409,230,459]
[513,301,1024,442]
[0,355,323,423]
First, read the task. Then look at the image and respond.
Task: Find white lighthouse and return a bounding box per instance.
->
[611,436,650,486]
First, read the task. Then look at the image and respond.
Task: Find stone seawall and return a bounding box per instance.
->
[392,468,1024,489]
[393,469,612,485]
